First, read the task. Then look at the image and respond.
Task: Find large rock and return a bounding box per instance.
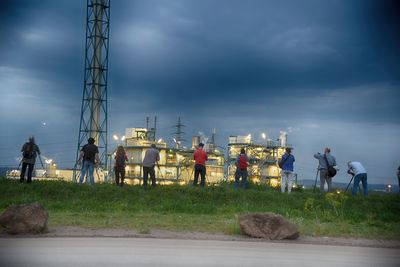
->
[239,212,299,240]
[0,202,48,234]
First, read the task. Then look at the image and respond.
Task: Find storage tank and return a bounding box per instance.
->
[192,136,200,149]
[279,131,287,147]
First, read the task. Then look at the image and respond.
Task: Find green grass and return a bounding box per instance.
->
[0,178,399,239]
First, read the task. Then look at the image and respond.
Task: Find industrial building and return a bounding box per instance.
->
[8,122,294,187]
[118,127,225,185]
[227,132,294,186]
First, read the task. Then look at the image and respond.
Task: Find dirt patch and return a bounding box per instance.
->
[1,226,399,248]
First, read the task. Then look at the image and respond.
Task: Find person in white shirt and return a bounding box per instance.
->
[347,161,368,196]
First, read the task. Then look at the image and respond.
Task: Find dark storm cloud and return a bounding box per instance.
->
[108,0,400,125]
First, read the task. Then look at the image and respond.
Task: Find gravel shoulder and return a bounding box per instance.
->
[1,226,399,249]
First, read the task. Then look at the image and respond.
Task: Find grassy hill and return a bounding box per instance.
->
[0,178,399,239]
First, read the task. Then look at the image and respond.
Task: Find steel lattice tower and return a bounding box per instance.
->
[75,0,111,180]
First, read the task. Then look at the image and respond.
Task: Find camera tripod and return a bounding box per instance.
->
[313,168,319,192]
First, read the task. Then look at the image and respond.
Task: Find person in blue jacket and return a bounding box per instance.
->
[280,148,295,193]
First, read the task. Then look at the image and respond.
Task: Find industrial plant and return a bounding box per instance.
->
[7,117,294,187]
[7,1,295,187]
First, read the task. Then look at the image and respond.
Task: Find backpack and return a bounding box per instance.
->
[115,153,126,168]
[23,143,34,159]
[238,155,248,170]
[324,154,337,177]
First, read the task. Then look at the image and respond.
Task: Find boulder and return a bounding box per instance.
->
[0,202,48,234]
[239,212,299,240]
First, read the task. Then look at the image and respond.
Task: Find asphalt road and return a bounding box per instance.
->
[0,237,399,267]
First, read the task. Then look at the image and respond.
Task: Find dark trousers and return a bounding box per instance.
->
[114,167,125,186]
[20,162,34,183]
[234,169,248,190]
[143,166,156,188]
[193,164,206,187]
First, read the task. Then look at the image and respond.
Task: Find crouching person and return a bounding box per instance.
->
[348,161,368,196]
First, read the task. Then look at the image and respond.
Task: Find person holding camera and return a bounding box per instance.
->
[347,161,368,196]
[20,136,41,183]
[142,144,160,189]
[78,137,100,186]
[234,148,249,190]
[280,147,295,194]
[193,143,208,187]
[314,147,336,193]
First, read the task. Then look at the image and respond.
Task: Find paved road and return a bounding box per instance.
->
[0,237,399,267]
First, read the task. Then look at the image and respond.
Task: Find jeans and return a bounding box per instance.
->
[319,169,332,193]
[234,169,248,190]
[193,164,206,187]
[79,160,95,186]
[281,171,293,193]
[114,167,125,186]
[143,166,156,188]
[20,162,34,183]
[352,173,368,196]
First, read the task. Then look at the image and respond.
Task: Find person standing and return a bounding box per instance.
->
[314,147,336,193]
[193,143,208,187]
[114,145,128,187]
[78,137,100,186]
[280,148,295,194]
[234,148,248,190]
[20,136,41,183]
[142,144,160,188]
[348,161,368,196]
[396,166,400,193]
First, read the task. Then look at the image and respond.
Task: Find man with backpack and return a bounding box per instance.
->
[314,147,337,193]
[234,148,249,190]
[20,136,41,183]
[78,137,100,186]
[114,145,128,187]
[193,143,208,187]
[280,148,295,193]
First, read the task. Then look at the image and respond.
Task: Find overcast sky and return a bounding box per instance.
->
[0,0,399,184]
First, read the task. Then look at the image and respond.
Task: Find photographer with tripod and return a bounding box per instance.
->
[313,147,336,193]
[347,161,368,196]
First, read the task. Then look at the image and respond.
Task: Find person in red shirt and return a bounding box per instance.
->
[193,143,208,187]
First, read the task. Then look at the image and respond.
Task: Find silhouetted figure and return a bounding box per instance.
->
[114,145,128,186]
[20,136,41,183]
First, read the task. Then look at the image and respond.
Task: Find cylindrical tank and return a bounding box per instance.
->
[279,131,287,147]
[205,143,214,153]
[192,136,200,149]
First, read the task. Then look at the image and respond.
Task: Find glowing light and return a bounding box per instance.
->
[45,159,53,164]
[113,134,118,140]
[157,139,163,143]
[261,133,266,139]
[270,178,279,187]
[121,136,126,141]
